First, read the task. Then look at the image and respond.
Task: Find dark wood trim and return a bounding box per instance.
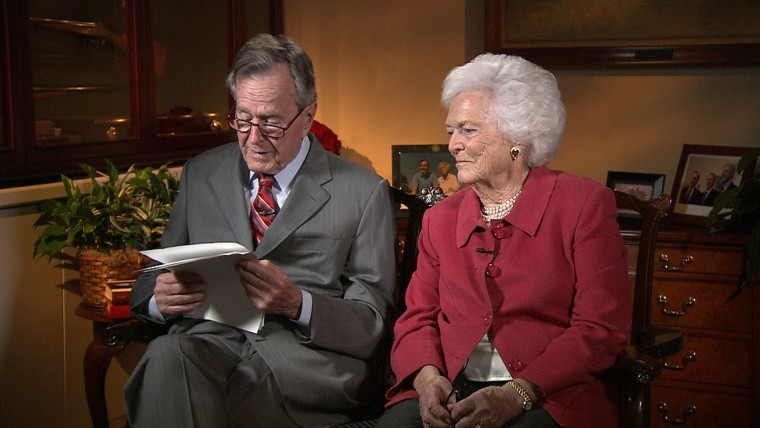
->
[269,0,285,36]
[484,0,760,68]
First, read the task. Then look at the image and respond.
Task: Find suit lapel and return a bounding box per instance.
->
[256,138,332,257]
[208,148,255,250]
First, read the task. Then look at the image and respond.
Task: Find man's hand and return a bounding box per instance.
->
[236,258,302,319]
[413,365,456,428]
[154,271,207,319]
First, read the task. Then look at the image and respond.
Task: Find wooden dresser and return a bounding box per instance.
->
[623,226,758,427]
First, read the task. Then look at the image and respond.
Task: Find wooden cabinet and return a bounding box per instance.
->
[624,227,757,427]
[0,0,282,187]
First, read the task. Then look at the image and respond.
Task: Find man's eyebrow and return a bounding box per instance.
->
[236,110,280,121]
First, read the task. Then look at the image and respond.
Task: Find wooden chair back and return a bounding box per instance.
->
[390,186,443,315]
[612,190,682,428]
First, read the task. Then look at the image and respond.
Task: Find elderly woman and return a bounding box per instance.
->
[376,54,630,428]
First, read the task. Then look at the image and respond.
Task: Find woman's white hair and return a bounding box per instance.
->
[441,53,565,167]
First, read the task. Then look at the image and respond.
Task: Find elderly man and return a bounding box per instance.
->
[717,163,737,192]
[679,170,702,204]
[699,172,719,206]
[125,34,396,428]
[410,159,438,194]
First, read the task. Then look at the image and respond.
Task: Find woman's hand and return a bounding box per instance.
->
[413,366,457,427]
[449,385,522,428]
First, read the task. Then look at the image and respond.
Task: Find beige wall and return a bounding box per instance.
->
[286,0,760,193]
[0,185,143,428]
[554,68,760,189]
[1,1,759,426]
[285,0,472,177]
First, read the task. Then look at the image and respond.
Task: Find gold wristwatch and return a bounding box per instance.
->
[506,380,533,411]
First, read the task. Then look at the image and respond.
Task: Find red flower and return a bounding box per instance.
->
[310,120,342,155]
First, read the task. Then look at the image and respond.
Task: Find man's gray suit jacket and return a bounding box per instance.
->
[130,135,397,427]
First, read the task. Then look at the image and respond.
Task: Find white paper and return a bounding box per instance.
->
[140,242,265,333]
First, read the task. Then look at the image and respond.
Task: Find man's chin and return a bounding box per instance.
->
[244,158,273,173]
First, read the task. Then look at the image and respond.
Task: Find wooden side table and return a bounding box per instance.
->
[75,303,132,428]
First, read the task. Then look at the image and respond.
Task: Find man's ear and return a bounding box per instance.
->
[302,102,318,133]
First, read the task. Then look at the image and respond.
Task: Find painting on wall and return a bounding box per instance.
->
[484,0,760,67]
[670,144,755,226]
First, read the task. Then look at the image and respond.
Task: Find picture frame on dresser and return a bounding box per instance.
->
[670,144,756,226]
[391,144,457,194]
[606,171,666,228]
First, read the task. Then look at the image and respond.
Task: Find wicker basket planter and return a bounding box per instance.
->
[77,248,146,308]
[32,162,178,308]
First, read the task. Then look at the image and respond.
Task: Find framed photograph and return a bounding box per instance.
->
[607,171,666,200]
[392,144,458,194]
[670,144,756,226]
[484,0,760,67]
[606,171,666,225]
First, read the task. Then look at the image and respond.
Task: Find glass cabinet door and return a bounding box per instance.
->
[1,0,281,187]
[28,1,131,145]
[151,1,228,136]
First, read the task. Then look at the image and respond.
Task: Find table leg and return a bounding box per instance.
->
[83,331,126,428]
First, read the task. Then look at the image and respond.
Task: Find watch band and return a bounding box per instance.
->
[506,380,533,411]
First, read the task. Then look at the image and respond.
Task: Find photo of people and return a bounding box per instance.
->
[392,145,460,196]
[673,151,741,219]
[436,161,460,196]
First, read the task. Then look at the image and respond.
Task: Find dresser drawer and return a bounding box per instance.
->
[651,384,751,428]
[651,279,751,332]
[653,243,742,278]
[659,335,750,388]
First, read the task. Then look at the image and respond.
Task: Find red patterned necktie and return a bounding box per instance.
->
[251,174,277,244]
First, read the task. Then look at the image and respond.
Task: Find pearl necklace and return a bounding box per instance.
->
[481,188,522,223]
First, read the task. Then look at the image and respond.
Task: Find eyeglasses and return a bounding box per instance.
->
[227,105,307,138]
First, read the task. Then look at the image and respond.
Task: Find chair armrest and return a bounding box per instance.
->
[613,346,666,428]
[101,319,168,347]
[617,346,662,384]
[636,325,684,359]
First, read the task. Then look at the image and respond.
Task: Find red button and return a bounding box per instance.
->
[492,223,512,239]
[507,358,525,371]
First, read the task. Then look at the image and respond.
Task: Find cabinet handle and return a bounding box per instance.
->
[659,254,694,272]
[657,295,696,317]
[656,403,697,425]
[663,351,697,370]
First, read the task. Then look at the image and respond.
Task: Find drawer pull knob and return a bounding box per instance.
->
[663,351,697,370]
[657,295,696,317]
[656,403,696,425]
[659,254,694,272]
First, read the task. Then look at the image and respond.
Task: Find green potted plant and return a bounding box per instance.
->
[706,147,760,300]
[33,160,179,307]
